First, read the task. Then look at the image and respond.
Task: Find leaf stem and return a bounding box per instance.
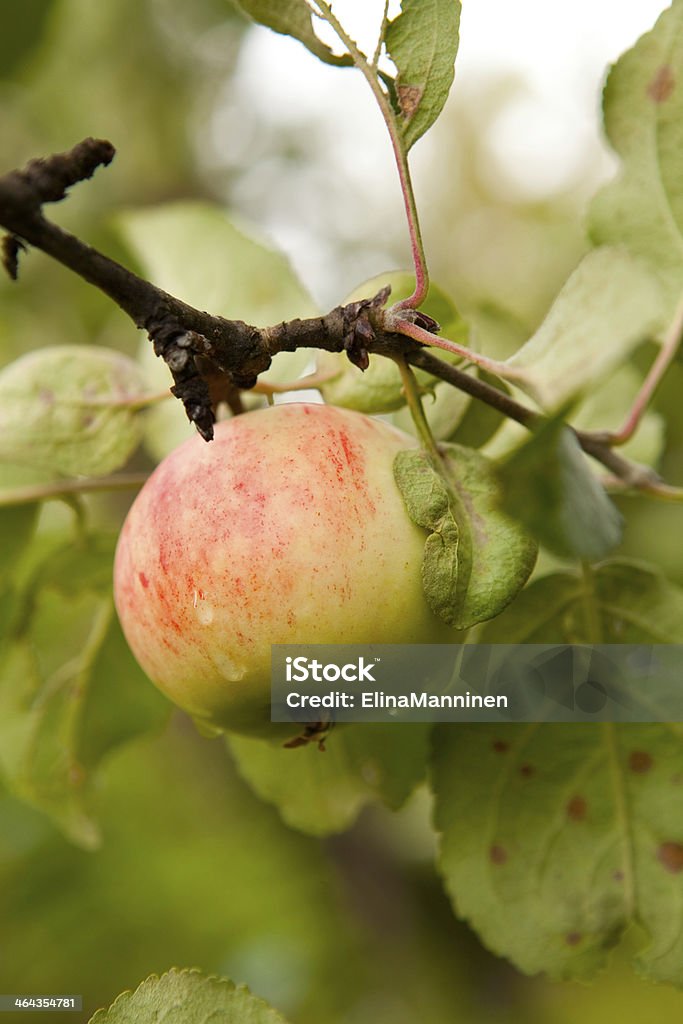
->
[371,0,391,68]
[395,356,442,462]
[0,472,149,508]
[310,0,429,308]
[394,317,528,383]
[580,560,603,644]
[609,294,683,445]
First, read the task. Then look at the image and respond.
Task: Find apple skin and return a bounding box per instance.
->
[114,402,452,737]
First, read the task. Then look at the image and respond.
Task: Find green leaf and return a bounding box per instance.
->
[394,449,460,624]
[0,535,168,847]
[498,417,623,561]
[319,271,471,433]
[89,968,291,1024]
[442,444,538,627]
[115,201,316,459]
[433,719,683,985]
[590,0,683,316]
[230,0,352,68]
[433,561,683,984]
[228,723,430,836]
[506,248,664,410]
[0,346,148,476]
[478,559,683,645]
[385,0,461,151]
[116,201,316,329]
[32,532,119,595]
[394,447,536,629]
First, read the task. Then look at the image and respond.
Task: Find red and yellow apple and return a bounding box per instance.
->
[114,402,451,736]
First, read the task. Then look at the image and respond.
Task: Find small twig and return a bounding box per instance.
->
[398,319,529,386]
[608,294,683,446]
[602,475,683,501]
[410,349,677,496]
[407,349,539,428]
[251,368,337,396]
[636,480,683,501]
[573,429,660,488]
[0,472,149,508]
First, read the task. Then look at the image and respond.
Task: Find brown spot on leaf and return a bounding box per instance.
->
[566,932,582,946]
[629,750,653,774]
[490,844,508,865]
[397,84,424,121]
[492,739,509,753]
[567,796,587,822]
[658,841,683,874]
[648,65,675,103]
[520,763,535,778]
[613,869,625,882]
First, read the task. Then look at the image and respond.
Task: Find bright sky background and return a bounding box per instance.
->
[209,0,672,303]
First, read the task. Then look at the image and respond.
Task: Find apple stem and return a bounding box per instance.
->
[395,357,442,463]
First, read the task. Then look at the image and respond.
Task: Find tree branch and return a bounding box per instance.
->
[0,139,425,439]
[0,140,675,501]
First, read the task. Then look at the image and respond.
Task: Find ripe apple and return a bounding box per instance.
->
[114,402,452,737]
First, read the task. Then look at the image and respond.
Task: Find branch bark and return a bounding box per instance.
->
[0,139,670,497]
[0,139,425,439]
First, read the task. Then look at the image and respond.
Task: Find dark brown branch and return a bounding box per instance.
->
[0,140,423,439]
[407,350,540,429]
[411,349,666,491]
[0,139,670,497]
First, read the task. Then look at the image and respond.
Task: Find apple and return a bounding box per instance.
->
[113,402,452,737]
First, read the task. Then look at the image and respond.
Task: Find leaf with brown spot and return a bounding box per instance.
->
[657,842,683,874]
[434,720,683,983]
[648,64,676,103]
[566,796,587,822]
[385,0,461,150]
[629,750,654,773]
[590,1,683,318]
[397,84,424,121]
[432,562,683,984]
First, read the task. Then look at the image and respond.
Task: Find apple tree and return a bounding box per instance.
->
[2,0,683,1021]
